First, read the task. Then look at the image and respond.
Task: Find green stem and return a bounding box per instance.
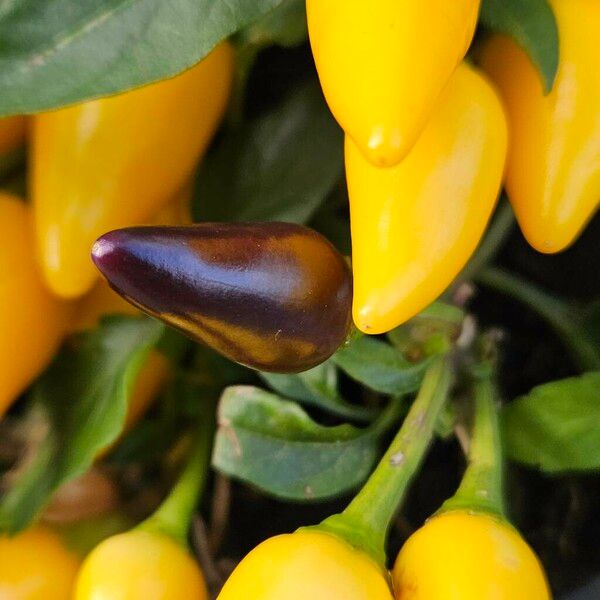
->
[477,267,600,371]
[139,406,214,546]
[309,356,452,568]
[441,372,505,518]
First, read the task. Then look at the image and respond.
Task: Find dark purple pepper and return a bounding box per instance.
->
[91,222,353,373]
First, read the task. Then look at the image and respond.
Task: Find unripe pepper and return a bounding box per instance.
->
[479,0,600,253]
[0,525,80,599]
[0,193,71,418]
[74,530,208,600]
[347,63,508,334]
[217,530,393,600]
[31,41,233,298]
[306,0,481,166]
[0,115,27,157]
[392,512,550,599]
[91,222,353,373]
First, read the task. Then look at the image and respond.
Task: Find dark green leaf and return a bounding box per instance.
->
[212,386,384,500]
[260,362,377,422]
[195,81,343,224]
[480,0,560,93]
[333,335,429,396]
[0,0,288,115]
[502,372,600,473]
[237,0,307,48]
[0,316,165,532]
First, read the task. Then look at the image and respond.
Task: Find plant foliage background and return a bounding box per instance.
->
[0,1,598,598]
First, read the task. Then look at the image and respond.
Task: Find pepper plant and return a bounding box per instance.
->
[0,1,598,599]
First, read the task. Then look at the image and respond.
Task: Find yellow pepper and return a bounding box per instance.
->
[479,0,600,253]
[31,41,233,299]
[0,525,80,599]
[217,530,393,600]
[0,193,71,418]
[74,530,208,600]
[392,511,551,599]
[347,63,508,334]
[306,0,481,167]
[0,115,27,157]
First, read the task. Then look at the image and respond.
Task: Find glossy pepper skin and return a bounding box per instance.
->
[91,222,353,373]
[306,0,481,167]
[74,530,208,600]
[31,41,233,299]
[479,1,600,253]
[218,530,392,599]
[347,63,508,334]
[392,512,551,599]
[0,115,27,157]
[0,526,80,599]
[0,194,71,417]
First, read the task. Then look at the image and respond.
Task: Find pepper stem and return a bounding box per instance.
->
[310,356,452,568]
[441,368,505,518]
[138,403,214,546]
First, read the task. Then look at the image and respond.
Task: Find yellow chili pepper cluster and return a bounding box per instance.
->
[309,0,600,335]
[0,46,233,600]
[308,1,506,334]
[219,517,549,600]
[0,43,232,427]
[0,0,589,595]
[217,359,551,599]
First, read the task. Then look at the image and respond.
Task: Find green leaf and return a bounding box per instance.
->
[332,335,430,396]
[480,0,560,93]
[260,362,377,422]
[212,386,386,500]
[237,0,307,48]
[0,0,288,116]
[0,316,165,532]
[502,372,600,473]
[195,81,343,224]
